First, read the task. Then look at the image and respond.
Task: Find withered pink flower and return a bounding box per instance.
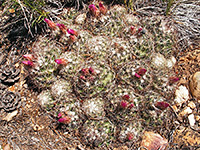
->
[81,68,89,76]
[22,61,34,67]
[120,100,128,108]
[23,54,34,61]
[67,29,78,37]
[138,27,143,33]
[44,18,56,30]
[56,23,67,34]
[137,68,147,76]
[122,94,130,100]
[80,75,86,80]
[169,76,179,84]
[55,58,68,65]
[128,103,135,109]
[89,4,100,17]
[57,112,63,118]
[130,26,137,35]
[69,35,77,43]
[99,2,107,15]
[127,133,134,141]
[154,101,170,110]
[89,67,95,75]
[135,73,141,78]
[58,116,71,124]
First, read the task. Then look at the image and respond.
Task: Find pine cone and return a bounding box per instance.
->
[0,52,7,66]
[0,91,21,112]
[189,71,200,99]
[0,65,20,84]
[0,83,7,96]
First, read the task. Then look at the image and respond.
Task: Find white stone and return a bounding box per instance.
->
[179,107,192,117]
[174,85,189,105]
[188,114,195,126]
[3,110,18,122]
[188,101,196,109]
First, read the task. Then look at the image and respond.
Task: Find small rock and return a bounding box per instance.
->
[174,85,189,105]
[196,115,200,122]
[3,110,18,122]
[189,71,200,99]
[172,105,178,112]
[179,107,192,117]
[75,13,86,24]
[140,131,168,150]
[188,114,195,126]
[188,101,196,109]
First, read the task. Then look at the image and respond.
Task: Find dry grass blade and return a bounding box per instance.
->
[172,0,200,51]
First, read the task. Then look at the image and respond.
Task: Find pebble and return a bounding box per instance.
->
[189,71,200,99]
[172,105,178,112]
[174,85,189,105]
[195,115,200,122]
[188,101,196,109]
[179,107,192,117]
[188,114,195,126]
[3,110,18,122]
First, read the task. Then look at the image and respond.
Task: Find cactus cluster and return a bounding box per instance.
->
[21,2,179,148]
